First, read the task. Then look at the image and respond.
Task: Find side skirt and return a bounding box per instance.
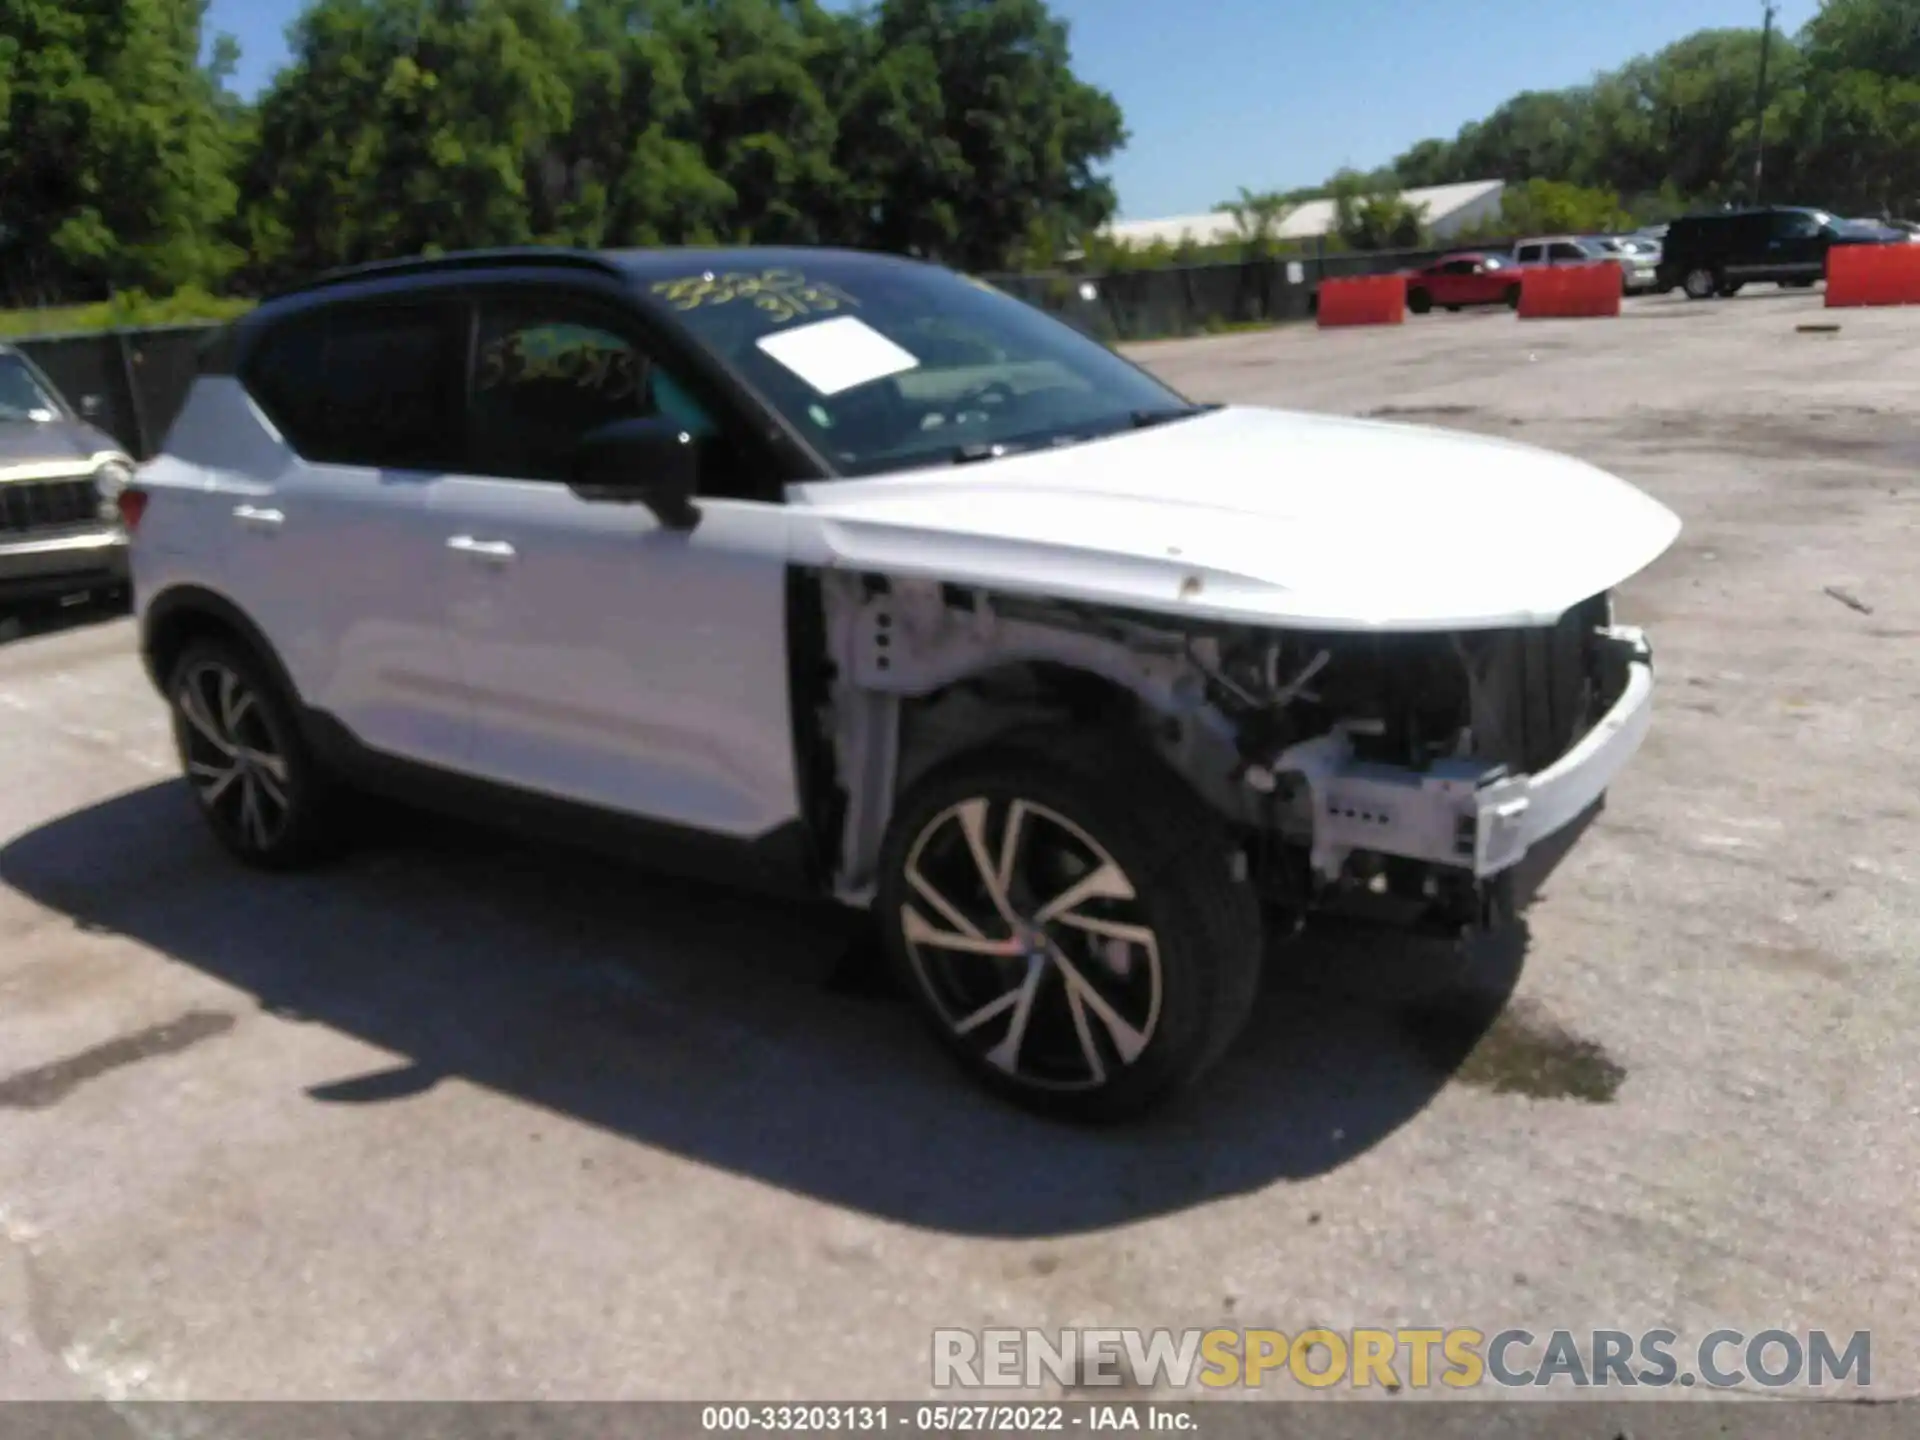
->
[299,708,829,905]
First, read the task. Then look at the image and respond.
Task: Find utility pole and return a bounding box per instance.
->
[1751,0,1777,205]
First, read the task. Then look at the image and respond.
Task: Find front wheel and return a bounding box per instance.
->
[1504,284,1522,309]
[168,637,344,870]
[876,733,1264,1123]
[1407,288,1432,315]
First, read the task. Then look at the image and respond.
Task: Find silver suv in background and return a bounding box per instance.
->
[1513,235,1659,294]
[0,343,133,606]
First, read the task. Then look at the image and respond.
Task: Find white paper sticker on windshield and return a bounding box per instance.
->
[754,316,919,397]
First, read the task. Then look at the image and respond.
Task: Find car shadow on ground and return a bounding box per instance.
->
[0,780,1534,1238]
[0,589,131,648]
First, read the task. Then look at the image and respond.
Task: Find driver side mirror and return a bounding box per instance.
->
[569,416,701,531]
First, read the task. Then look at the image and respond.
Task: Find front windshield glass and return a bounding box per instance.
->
[639,258,1195,477]
[0,353,60,422]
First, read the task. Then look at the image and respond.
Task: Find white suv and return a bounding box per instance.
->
[126,247,1679,1122]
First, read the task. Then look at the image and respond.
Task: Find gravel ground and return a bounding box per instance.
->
[0,288,1914,1411]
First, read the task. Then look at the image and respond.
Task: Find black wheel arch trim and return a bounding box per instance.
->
[141,584,303,707]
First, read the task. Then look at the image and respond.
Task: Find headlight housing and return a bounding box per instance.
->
[93,458,133,524]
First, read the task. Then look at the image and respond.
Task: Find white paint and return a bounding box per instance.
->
[788,404,1684,632]
[755,316,920,396]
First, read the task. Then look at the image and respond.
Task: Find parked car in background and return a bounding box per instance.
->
[1596,235,1663,293]
[125,244,1677,1121]
[0,343,133,607]
[1656,206,1911,298]
[1404,251,1524,313]
[1513,235,1653,294]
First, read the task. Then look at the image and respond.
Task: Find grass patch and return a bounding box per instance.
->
[0,288,253,339]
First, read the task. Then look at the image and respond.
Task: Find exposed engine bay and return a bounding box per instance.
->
[820,571,1646,935]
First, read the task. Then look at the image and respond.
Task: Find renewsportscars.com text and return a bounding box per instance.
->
[932,1327,1872,1392]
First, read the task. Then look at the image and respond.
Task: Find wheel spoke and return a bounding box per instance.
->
[218,669,254,736]
[956,798,1020,928]
[902,906,1022,958]
[1032,860,1136,925]
[952,984,1023,1037]
[983,955,1045,1074]
[250,760,289,812]
[1065,978,1107,1085]
[1049,911,1158,949]
[1052,948,1149,1065]
[238,774,269,849]
[906,863,987,941]
[189,758,240,805]
[179,683,235,756]
[994,800,1031,904]
[244,749,289,784]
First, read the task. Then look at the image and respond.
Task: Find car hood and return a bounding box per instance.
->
[0,418,120,476]
[785,405,1682,632]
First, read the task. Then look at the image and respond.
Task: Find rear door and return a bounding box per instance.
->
[228,299,475,765]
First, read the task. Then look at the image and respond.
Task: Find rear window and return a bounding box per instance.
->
[245,304,464,471]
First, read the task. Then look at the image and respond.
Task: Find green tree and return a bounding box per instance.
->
[1328,170,1431,250]
[0,0,242,304]
[1214,186,1292,259]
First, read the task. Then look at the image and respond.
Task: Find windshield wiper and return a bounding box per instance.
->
[1130,402,1215,430]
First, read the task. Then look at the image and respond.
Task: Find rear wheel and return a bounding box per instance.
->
[1407,288,1432,315]
[1505,284,1522,309]
[1683,267,1720,300]
[167,637,345,870]
[876,732,1264,1124]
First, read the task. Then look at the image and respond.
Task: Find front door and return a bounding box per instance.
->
[435,291,804,841]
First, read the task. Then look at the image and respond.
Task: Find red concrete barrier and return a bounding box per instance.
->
[1316,275,1405,328]
[1518,262,1622,319]
[1826,242,1920,307]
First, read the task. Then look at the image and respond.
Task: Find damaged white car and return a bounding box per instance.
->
[129,247,1679,1122]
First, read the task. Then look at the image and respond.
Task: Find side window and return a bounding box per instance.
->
[468,299,719,484]
[1440,260,1477,275]
[247,305,463,471]
[1774,212,1822,240]
[1516,244,1542,263]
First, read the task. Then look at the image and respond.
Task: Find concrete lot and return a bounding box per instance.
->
[0,290,1916,1405]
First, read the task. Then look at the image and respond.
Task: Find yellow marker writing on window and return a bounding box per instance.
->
[650,270,860,324]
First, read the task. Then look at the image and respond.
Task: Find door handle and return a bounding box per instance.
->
[446,535,516,563]
[232,504,284,529]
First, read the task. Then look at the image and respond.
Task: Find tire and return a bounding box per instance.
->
[1407,289,1432,315]
[875,730,1264,1124]
[167,636,345,870]
[1444,304,1462,313]
[1682,267,1720,300]
[1504,284,1521,309]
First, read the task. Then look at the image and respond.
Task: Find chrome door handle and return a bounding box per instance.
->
[446,535,516,562]
[232,504,284,528]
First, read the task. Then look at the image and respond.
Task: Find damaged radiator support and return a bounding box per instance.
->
[820,571,1640,914]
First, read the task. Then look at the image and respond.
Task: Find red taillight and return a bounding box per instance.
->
[117,487,149,533]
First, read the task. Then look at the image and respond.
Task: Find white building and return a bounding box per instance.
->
[1100,179,1507,249]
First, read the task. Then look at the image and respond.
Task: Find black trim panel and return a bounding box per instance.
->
[301,709,825,903]
[140,584,303,701]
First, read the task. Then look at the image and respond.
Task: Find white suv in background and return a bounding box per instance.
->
[126,247,1678,1122]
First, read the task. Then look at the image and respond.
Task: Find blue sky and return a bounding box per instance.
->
[205,0,1819,220]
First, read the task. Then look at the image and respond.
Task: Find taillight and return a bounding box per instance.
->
[117,487,149,533]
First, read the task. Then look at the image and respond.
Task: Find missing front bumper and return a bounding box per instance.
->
[1274,625,1655,884]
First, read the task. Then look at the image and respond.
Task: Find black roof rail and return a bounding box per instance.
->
[262,247,626,303]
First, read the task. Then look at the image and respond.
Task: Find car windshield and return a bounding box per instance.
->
[0,353,60,422]
[637,257,1198,477]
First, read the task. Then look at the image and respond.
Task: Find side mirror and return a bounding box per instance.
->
[569,417,701,530]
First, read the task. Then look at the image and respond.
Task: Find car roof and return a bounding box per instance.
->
[265,244,935,306]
